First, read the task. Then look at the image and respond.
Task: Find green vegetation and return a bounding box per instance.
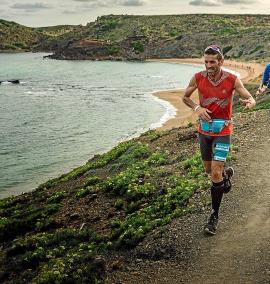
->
[100,19,121,32]
[0,202,60,242]
[36,25,78,36]
[0,19,78,51]
[47,191,67,204]
[0,19,39,51]
[141,129,170,142]
[214,27,238,36]
[132,41,144,53]
[107,45,120,55]
[4,228,106,283]
[109,153,209,248]
[76,187,92,198]
[37,140,136,190]
[84,176,100,187]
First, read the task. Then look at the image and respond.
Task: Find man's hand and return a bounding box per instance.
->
[239,97,256,110]
[195,106,212,121]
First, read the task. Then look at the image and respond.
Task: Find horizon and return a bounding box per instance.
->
[1,0,270,27]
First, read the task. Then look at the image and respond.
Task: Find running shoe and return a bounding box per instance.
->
[223,166,234,194]
[204,213,218,235]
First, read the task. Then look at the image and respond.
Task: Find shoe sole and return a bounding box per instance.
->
[226,167,234,179]
[204,227,216,235]
[224,167,234,194]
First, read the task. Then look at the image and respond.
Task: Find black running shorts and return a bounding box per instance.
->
[198,133,231,162]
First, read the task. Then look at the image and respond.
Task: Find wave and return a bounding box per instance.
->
[149,95,177,129]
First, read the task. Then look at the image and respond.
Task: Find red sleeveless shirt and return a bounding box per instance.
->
[195,70,237,136]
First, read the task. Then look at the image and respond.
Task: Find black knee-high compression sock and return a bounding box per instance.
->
[210,180,224,218]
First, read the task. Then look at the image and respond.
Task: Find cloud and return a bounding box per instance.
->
[222,0,256,4]
[11,2,52,10]
[63,9,78,14]
[189,0,256,6]
[189,0,220,6]
[121,0,145,6]
[73,0,96,2]
[73,0,147,7]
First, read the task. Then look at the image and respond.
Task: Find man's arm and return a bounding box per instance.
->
[182,75,198,109]
[182,75,212,121]
[235,77,256,109]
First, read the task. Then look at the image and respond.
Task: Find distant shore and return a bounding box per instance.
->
[149,58,264,131]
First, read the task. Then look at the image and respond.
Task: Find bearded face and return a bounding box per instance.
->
[204,54,224,78]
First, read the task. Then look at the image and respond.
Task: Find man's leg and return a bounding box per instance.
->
[204,136,231,235]
[210,160,225,217]
[213,136,233,194]
[199,133,213,176]
[203,160,212,178]
[204,160,225,235]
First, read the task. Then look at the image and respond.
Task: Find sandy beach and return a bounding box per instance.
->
[150,58,264,131]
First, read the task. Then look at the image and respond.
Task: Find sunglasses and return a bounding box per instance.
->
[204,45,224,57]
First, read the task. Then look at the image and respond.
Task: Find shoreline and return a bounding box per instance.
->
[150,58,264,131]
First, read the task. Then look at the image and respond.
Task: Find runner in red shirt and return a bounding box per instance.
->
[183,45,256,235]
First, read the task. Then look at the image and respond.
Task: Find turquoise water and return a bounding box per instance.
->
[0,53,203,198]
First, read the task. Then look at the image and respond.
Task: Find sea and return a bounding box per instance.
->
[0,53,203,198]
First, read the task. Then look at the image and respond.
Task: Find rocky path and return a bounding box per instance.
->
[110,110,270,284]
[184,111,270,284]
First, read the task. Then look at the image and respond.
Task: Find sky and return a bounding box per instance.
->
[0,0,270,27]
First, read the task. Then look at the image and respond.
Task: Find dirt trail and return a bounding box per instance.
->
[185,112,270,284]
[110,111,270,284]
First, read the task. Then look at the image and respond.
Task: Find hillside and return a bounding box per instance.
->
[0,19,41,51]
[1,14,270,61]
[45,14,270,61]
[0,19,78,51]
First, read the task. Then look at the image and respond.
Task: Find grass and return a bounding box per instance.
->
[0,203,60,242]
[106,152,209,248]
[4,228,107,283]
[37,140,137,190]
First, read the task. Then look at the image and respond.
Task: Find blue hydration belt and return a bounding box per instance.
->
[200,119,231,134]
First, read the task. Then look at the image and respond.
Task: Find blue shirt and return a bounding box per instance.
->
[262,64,270,88]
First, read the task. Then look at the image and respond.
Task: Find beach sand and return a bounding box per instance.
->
[150,58,264,131]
